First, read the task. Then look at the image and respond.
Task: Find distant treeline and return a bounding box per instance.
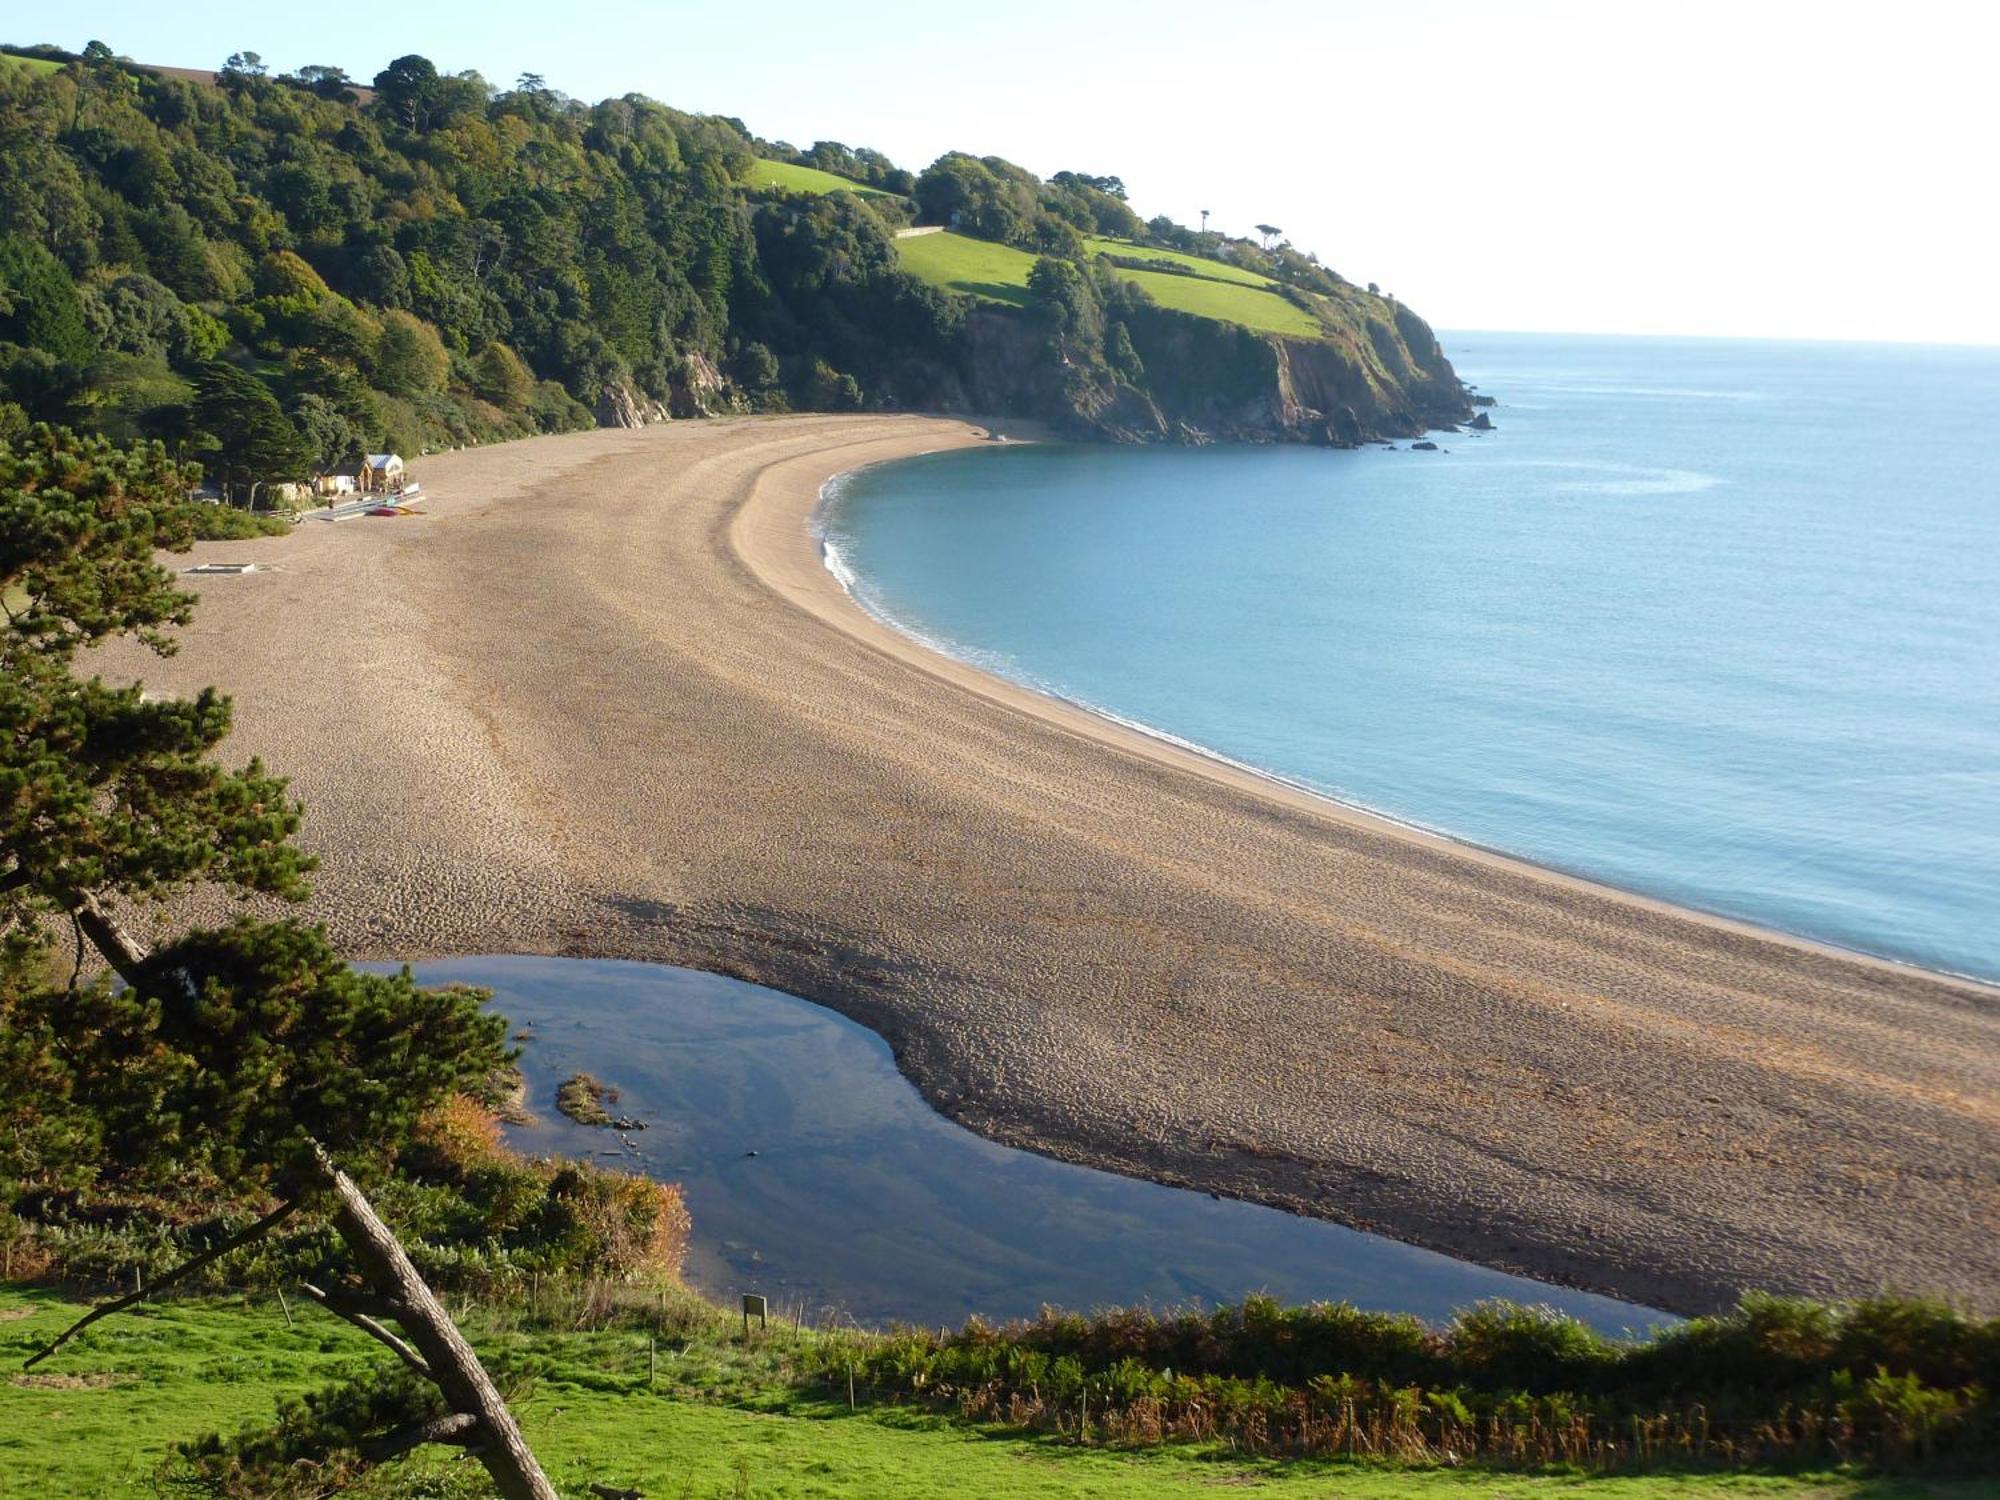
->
[0,41,1434,498]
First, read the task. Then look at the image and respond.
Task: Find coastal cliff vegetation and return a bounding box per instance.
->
[0,39,1465,509]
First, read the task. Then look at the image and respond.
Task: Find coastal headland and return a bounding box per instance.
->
[107,414,2000,1317]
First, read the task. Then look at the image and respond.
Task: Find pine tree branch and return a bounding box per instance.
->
[305,1284,408,1322]
[361,1410,482,1461]
[23,1198,300,1369]
[298,1281,434,1380]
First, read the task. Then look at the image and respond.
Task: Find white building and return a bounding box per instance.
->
[359,453,407,494]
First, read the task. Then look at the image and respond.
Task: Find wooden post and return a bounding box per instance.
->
[647,1334,656,1389]
[847,1359,855,1411]
[276,1287,294,1328]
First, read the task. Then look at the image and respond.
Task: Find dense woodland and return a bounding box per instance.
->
[0,41,1461,505]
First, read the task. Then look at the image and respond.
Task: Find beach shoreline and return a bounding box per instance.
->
[804,455,1998,993]
[111,414,2000,1317]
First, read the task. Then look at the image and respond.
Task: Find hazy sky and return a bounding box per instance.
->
[23,0,1997,343]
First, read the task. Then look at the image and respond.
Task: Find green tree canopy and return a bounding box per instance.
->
[0,236,95,364]
[373,310,450,397]
[0,426,312,945]
[472,341,535,412]
[41,920,508,1188]
[191,361,311,502]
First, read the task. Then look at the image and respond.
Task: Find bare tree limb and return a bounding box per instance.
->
[361,1411,482,1462]
[298,1282,434,1380]
[23,1198,300,1369]
[69,888,149,985]
[302,1282,407,1322]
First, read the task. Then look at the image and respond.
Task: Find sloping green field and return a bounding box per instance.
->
[894,229,1038,306]
[896,231,1322,337]
[0,1290,1959,1500]
[1112,267,1323,337]
[1084,236,1276,288]
[747,158,891,197]
[0,51,64,76]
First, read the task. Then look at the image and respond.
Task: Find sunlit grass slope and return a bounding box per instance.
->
[897,231,1323,336]
[1084,236,1276,288]
[747,158,891,196]
[0,51,63,76]
[894,229,1038,306]
[1,1290,1980,1500]
[1112,268,1323,337]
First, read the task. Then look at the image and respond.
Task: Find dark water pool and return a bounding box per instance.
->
[393,956,1666,1335]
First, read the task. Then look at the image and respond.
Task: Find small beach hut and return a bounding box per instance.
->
[359,453,406,494]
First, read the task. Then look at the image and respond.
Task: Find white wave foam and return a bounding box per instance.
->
[1533,383,1765,401]
[1492,460,1721,496]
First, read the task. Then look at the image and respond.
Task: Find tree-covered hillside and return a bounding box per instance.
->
[0,41,1467,500]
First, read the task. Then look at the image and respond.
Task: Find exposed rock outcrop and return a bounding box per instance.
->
[595,381,671,429]
[669,351,735,418]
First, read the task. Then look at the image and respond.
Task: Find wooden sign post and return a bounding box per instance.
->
[742,1293,768,1337]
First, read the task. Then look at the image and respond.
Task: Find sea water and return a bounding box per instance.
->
[822,333,2000,981]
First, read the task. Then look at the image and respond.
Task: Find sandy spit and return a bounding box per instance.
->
[106,415,2000,1316]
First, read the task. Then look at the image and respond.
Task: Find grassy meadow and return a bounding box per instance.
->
[4,1287,1992,1499]
[894,228,1039,306]
[893,229,1325,336]
[747,157,891,197]
[1084,236,1278,288]
[0,51,64,77]
[1112,267,1324,337]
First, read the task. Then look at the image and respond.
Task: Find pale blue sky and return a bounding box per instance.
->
[17,0,1995,343]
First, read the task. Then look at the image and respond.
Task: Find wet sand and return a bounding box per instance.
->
[110,415,2000,1316]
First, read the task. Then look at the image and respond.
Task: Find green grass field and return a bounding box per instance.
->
[1111,267,1324,338]
[0,51,64,76]
[894,229,1039,306]
[747,158,891,197]
[2,1289,1983,1500]
[897,231,1323,336]
[1083,237,1276,288]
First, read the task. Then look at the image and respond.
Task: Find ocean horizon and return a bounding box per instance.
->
[822,331,2000,983]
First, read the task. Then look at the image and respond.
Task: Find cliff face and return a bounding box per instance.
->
[948,298,1468,447]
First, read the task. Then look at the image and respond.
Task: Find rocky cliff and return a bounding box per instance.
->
[949,296,1469,447]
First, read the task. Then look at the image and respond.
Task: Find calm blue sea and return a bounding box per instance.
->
[822,333,2000,981]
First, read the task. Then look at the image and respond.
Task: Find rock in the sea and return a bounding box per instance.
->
[1469,411,1495,430]
[1470,393,1498,407]
[1411,440,1439,451]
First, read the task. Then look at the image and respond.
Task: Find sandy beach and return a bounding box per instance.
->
[106,414,1999,1316]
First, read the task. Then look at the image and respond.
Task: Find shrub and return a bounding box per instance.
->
[1445,1300,1616,1393]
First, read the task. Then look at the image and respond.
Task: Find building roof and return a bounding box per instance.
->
[362,453,403,468]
